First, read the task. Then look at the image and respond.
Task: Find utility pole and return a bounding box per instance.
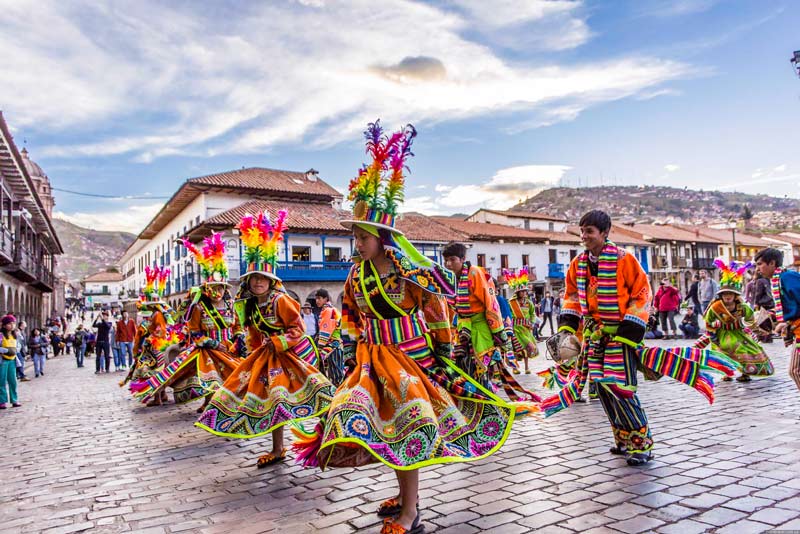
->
[731,227,737,261]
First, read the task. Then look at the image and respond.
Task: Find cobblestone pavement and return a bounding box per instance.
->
[2,339,800,534]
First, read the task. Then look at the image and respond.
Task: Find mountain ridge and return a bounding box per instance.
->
[53,218,135,284]
[514,185,800,229]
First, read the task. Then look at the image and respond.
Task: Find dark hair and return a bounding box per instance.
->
[579,210,612,233]
[443,242,467,259]
[754,247,783,267]
[315,288,330,300]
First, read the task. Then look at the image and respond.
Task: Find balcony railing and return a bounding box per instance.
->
[694,258,716,270]
[238,260,352,282]
[0,225,13,264]
[547,263,566,279]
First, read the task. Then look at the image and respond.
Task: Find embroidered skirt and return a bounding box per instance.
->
[131,345,242,404]
[195,336,334,438]
[312,315,515,470]
[712,329,774,377]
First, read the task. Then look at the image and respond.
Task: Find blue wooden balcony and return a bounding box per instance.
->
[548,263,566,279]
[239,260,352,282]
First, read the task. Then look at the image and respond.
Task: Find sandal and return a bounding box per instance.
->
[626,451,653,466]
[11,403,21,408]
[256,449,287,468]
[609,446,627,456]
[377,497,402,518]
[736,375,752,383]
[381,513,424,534]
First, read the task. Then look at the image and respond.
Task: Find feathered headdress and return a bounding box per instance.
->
[182,233,228,284]
[503,267,530,293]
[237,210,288,280]
[140,265,170,303]
[341,119,416,234]
[714,258,751,295]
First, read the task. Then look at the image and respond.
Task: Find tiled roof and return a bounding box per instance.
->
[136,167,342,240]
[395,212,467,243]
[433,217,581,244]
[616,223,722,244]
[82,271,124,283]
[674,225,772,247]
[567,226,651,247]
[189,167,341,198]
[774,233,800,246]
[202,199,350,234]
[472,208,568,223]
[199,205,466,243]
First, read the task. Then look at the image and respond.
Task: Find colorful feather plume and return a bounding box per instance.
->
[237,210,288,276]
[504,267,530,293]
[714,258,751,293]
[141,265,170,301]
[347,119,416,217]
[182,233,228,283]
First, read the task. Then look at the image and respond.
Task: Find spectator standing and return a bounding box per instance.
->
[93,311,112,374]
[28,328,48,377]
[540,291,555,337]
[15,321,29,382]
[685,274,702,313]
[301,303,318,340]
[64,332,73,355]
[744,270,756,306]
[698,269,718,314]
[11,315,30,382]
[654,278,681,339]
[51,330,63,357]
[73,325,87,368]
[116,311,136,368]
[0,315,20,408]
[679,306,700,339]
[110,319,122,372]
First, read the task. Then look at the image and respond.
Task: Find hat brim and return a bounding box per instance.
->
[717,288,741,295]
[239,270,281,282]
[340,220,404,236]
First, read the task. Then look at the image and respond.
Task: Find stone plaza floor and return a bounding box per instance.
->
[1,339,800,534]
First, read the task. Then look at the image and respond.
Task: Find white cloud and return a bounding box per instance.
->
[775,164,787,172]
[409,164,571,214]
[1,1,691,162]
[54,202,164,233]
[664,164,680,172]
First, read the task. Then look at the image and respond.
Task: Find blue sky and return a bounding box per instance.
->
[1,0,797,232]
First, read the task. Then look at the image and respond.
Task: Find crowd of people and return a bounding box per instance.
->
[3,122,799,534]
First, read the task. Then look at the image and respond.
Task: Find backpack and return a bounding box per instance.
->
[73,330,85,345]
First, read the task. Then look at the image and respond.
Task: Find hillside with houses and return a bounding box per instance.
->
[515,185,800,230]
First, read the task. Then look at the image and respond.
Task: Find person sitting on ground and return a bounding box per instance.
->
[679,306,700,339]
[644,306,664,339]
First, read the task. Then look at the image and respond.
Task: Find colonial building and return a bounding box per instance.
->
[118,167,342,308]
[0,112,63,327]
[81,270,125,310]
[614,223,722,294]
[467,209,569,232]
[680,226,772,264]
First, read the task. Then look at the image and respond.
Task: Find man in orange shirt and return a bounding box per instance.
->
[543,210,737,466]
